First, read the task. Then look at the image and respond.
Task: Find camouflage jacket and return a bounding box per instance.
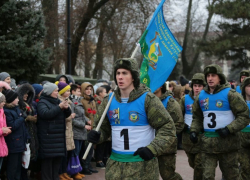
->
[180,91,202,153]
[160,90,184,134]
[190,83,250,153]
[94,84,177,156]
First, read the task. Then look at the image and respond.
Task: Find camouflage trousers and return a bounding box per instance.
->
[201,151,240,180]
[105,158,159,180]
[239,148,250,180]
[185,152,202,180]
[158,154,183,180]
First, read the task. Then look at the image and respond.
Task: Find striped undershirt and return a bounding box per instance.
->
[121,98,129,103]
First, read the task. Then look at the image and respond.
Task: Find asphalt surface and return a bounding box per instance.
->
[83,150,222,180]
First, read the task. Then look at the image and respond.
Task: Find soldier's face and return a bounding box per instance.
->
[241,76,247,83]
[116,69,134,91]
[193,84,204,96]
[245,84,250,96]
[206,73,220,88]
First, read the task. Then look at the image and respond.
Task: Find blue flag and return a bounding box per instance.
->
[139,0,183,92]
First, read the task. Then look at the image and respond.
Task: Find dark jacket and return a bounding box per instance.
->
[37,93,71,159]
[16,83,39,160]
[4,104,29,153]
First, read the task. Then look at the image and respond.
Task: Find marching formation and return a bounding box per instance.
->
[0,59,249,180]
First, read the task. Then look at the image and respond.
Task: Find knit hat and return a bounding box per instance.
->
[0,72,10,81]
[3,89,18,103]
[180,76,189,86]
[113,58,140,88]
[55,81,71,95]
[0,92,5,103]
[43,82,58,96]
[10,78,17,90]
[32,84,43,96]
[204,64,227,84]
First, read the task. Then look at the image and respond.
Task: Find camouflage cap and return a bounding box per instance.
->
[240,70,250,83]
[191,73,206,87]
[241,77,250,100]
[113,58,140,88]
[204,64,227,84]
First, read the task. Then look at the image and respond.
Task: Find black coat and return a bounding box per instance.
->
[4,105,29,153]
[16,83,39,160]
[37,93,71,159]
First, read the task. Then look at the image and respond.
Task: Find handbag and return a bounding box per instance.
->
[22,143,31,169]
[67,152,82,175]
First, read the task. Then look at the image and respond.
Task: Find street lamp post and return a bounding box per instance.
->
[66,0,71,74]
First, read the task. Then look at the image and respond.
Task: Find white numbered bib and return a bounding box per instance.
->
[203,111,234,130]
[112,125,155,154]
[184,114,192,127]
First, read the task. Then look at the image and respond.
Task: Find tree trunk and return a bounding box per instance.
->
[181,0,192,76]
[42,0,58,74]
[71,0,109,75]
[83,34,91,78]
[93,27,105,79]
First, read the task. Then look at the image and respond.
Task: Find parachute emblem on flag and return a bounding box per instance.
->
[148,32,162,70]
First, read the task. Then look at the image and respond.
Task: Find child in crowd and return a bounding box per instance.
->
[70,84,91,179]
[56,81,76,180]
[3,89,29,180]
[80,82,98,175]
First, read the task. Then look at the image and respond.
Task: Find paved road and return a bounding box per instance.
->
[84,150,222,180]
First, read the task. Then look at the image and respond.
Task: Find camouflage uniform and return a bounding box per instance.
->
[94,58,177,180]
[180,73,206,180]
[190,64,250,180]
[239,77,250,180]
[158,90,184,180]
[236,70,250,94]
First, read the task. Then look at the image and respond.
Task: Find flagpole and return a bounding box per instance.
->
[82,86,117,160]
[82,45,140,160]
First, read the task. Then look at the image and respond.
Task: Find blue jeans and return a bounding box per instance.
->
[74,139,84,156]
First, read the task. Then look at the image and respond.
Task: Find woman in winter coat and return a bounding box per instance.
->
[80,82,98,174]
[37,82,71,180]
[0,93,11,170]
[16,83,39,179]
[3,89,29,180]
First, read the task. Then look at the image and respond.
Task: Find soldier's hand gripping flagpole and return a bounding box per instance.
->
[82,44,140,160]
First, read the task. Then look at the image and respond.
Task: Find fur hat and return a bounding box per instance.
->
[55,81,70,95]
[3,89,18,103]
[241,77,250,100]
[0,81,11,91]
[204,64,227,84]
[191,73,206,87]
[113,58,140,89]
[240,70,250,83]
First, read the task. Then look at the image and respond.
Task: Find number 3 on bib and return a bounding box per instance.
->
[120,129,129,150]
[208,112,216,128]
